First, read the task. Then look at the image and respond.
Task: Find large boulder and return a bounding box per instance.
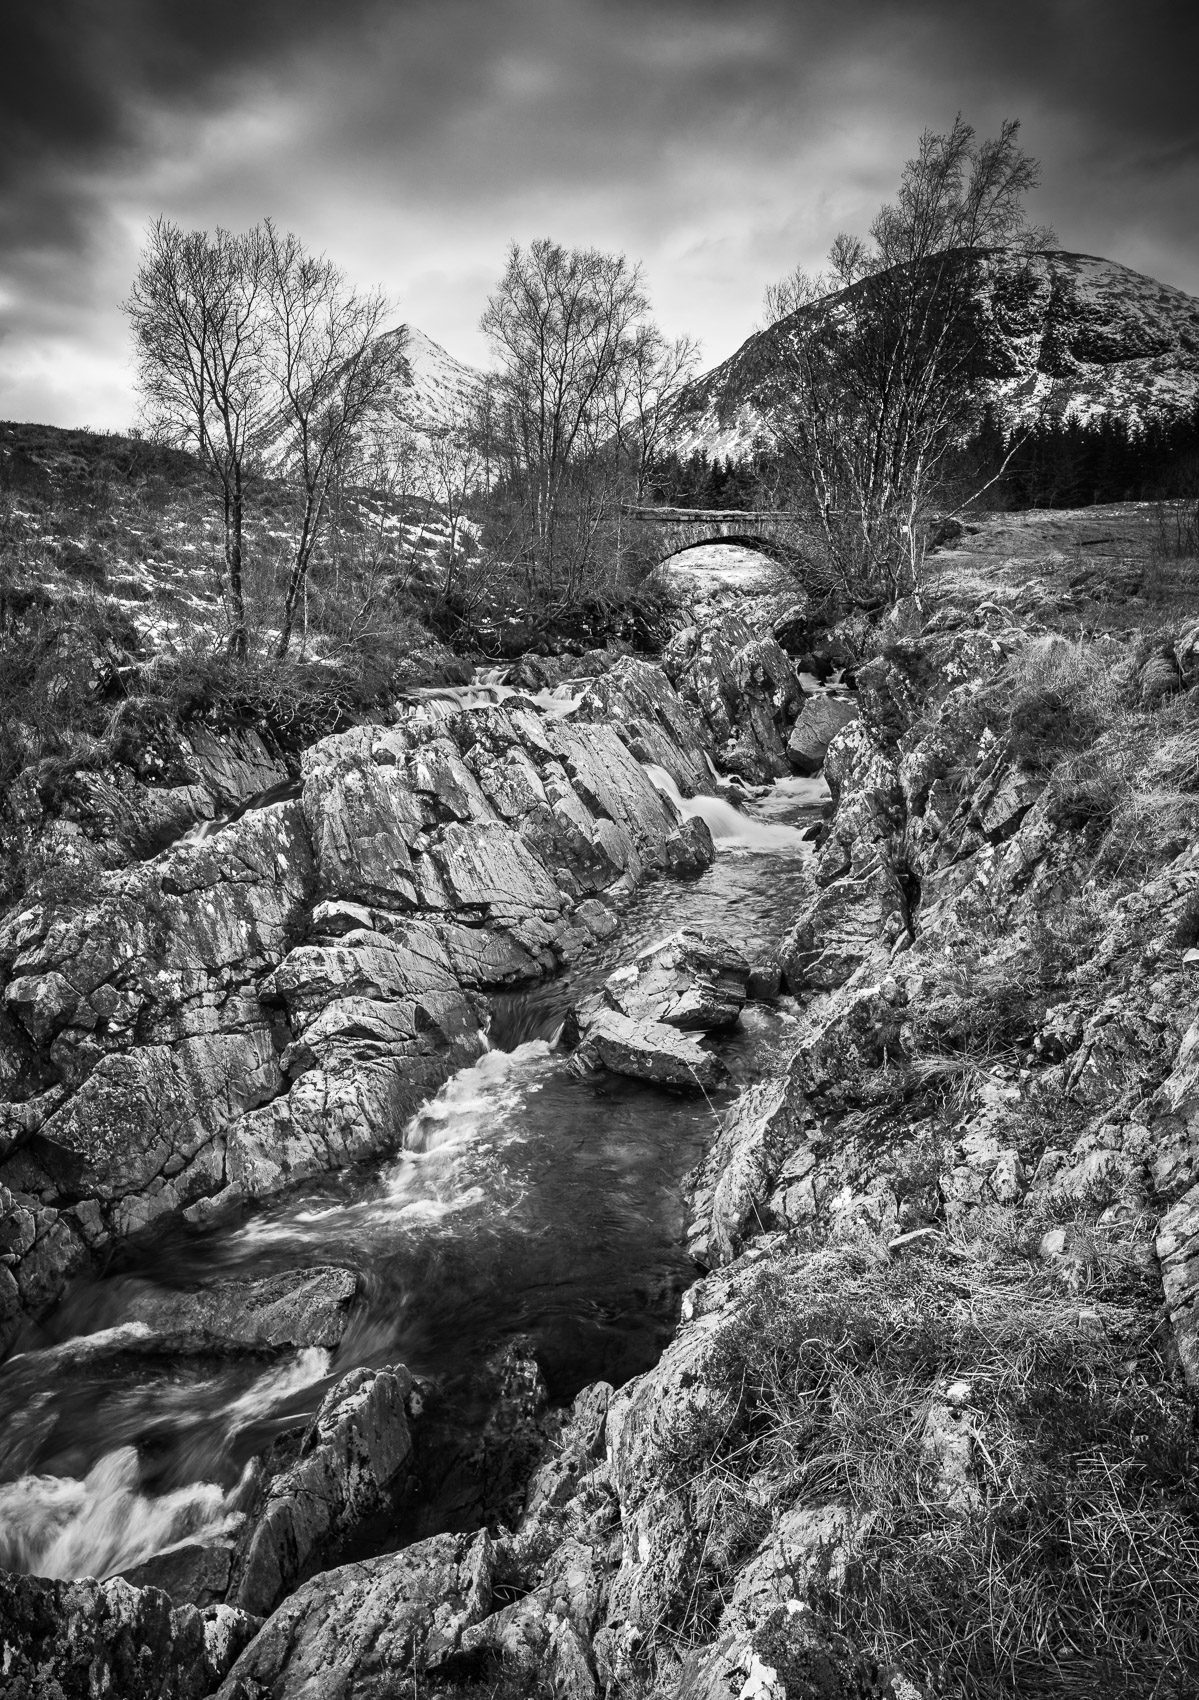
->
[570,1008,727,1091]
[601,929,750,1032]
[786,694,859,775]
[217,1531,496,1700]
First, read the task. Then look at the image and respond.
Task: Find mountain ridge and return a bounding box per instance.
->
[665,249,1199,463]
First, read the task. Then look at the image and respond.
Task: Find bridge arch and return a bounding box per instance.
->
[619,506,808,570]
[654,526,799,568]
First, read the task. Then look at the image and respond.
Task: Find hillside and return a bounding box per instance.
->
[399,326,484,437]
[669,250,1199,462]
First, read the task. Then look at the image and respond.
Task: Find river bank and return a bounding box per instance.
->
[5,516,1199,1697]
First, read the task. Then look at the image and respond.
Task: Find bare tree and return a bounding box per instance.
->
[481,239,648,606]
[765,116,1054,601]
[261,223,407,657]
[125,218,270,657]
[761,265,831,328]
[127,217,404,659]
[613,325,701,500]
[419,407,488,604]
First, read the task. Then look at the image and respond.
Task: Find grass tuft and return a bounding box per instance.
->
[653,1220,1199,1697]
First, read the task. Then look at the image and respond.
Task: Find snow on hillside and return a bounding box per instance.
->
[0,420,474,659]
[668,251,1199,461]
[257,325,484,472]
[397,326,484,438]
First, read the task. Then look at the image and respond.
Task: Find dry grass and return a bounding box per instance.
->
[977,630,1199,892]
[1042,705,1199,885]
[654,1219,1199,1697]
[1000,635,1130,774]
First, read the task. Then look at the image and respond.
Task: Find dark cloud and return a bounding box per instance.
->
[0,1,386,161]
[2,0,1197,427]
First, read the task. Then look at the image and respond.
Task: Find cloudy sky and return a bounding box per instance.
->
[3,0,1196,431]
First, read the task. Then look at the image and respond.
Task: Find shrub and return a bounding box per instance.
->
[146,649,364,747]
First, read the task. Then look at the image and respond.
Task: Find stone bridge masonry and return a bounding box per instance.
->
[621,504,811,569]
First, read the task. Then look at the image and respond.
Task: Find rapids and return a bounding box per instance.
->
[0,764,827,1582]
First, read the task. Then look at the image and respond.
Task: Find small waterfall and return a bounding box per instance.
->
[398,1041,556,1163]
[406,682,581,720]
[170,778,301,852]
[0,1448,240,1581]
[218,1346,334,1435]
[644,765,814,852]
[0,1346,333,1581]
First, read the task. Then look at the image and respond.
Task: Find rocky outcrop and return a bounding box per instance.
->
[573,656,712,796]
[231,1365,417,1618]
[217,1531,496,1700]
[0,679,730,1341]
[2,726,297,902]
[1157,1185,1199,1390]
[777,720,909,990]
[673,1502,875,1700]
[662,613,804,781]
[0,1572,257,1700]
[687,1075,809,1267]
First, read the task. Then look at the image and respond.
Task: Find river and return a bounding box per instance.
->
[0,712,827,1584]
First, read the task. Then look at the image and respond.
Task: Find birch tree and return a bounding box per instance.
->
[127,217,404,657]
[764,116,1053,602]
[481,239,648,605]
[126,218,270,657]
[261,222,406,657]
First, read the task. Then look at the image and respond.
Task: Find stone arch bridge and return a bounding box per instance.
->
[621,505,809,568]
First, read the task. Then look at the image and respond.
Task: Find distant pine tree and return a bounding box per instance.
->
[955,400,1199,508]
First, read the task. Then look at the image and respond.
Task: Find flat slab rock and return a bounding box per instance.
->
[572,1007,726,1090]
[602,928,749,1032]
[118,1265,359,1353]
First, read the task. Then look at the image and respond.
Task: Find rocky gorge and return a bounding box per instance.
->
[4,512,1199,1698]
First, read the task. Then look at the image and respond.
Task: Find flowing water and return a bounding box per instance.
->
[0,752,828,1581]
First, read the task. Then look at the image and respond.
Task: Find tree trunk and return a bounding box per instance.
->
[225,475,248,661]
[276,498,321,660]
[275,568,300,660]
